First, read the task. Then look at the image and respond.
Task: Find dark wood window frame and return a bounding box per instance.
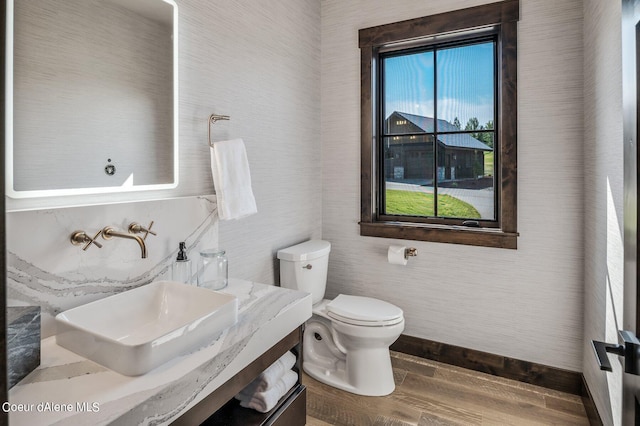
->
[359,0,519,249]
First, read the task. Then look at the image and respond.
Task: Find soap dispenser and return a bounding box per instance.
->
[172,242,193,284]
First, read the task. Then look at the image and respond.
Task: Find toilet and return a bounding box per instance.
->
[277,240,404,396]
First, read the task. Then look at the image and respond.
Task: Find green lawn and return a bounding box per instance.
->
[385,189,481,218]
[484,151,494,176]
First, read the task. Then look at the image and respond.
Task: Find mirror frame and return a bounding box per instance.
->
[4,0,179,202]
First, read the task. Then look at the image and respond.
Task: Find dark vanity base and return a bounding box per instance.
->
[203,384,306,426]
[174,326,305,425]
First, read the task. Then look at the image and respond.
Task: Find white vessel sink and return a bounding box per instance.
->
[55,280,238,376]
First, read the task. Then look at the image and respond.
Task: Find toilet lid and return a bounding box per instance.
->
[326,295,403,326]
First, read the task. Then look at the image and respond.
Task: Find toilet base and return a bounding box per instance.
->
[303,359,357,394]
[303,347,396,396]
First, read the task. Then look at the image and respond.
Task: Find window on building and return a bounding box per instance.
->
[359,0,519,249]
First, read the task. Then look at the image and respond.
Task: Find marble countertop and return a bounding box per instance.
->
[8,279,312,425]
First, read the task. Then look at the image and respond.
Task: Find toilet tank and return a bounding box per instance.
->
[277,240,331,305]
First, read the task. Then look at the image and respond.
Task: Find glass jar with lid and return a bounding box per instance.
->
[197,248,228,290]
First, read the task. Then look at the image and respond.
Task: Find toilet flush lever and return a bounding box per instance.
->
[302,264,313,270]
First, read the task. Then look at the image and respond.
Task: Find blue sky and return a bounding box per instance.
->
[383,41,495,127]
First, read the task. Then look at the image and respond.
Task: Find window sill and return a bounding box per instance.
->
[359,221,518,249]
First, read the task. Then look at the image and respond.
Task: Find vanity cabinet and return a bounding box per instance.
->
[175,326,306,426]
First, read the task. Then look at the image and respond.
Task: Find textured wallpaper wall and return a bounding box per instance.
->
[583,1,623,424]
[177,0,322,283]
[321,0,585,371]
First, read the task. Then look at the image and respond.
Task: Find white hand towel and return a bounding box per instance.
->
[237,351,296,398]
[238,369,298,413]
[210,138,258,220]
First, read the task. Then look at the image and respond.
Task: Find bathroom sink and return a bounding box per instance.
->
[55,280,238,376]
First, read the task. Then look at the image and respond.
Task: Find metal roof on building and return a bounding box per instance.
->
[392,112,493,151]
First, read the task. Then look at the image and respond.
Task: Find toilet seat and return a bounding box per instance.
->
[326,294,403,327]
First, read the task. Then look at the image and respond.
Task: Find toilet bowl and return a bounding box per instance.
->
[304,297,404,396]
[277,240,404,396]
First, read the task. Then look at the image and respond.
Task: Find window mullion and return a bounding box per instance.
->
[377,49,386,219]
[433,49,439,218]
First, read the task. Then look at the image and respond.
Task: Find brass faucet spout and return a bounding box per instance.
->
[102,227,148,259]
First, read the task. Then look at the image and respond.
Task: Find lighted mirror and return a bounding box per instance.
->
[5,0,178,205]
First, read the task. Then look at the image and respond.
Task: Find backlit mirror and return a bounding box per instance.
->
[5,0,178,206]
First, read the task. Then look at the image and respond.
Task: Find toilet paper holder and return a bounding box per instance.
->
[387,245,418,265]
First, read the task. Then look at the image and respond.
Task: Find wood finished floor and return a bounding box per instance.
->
[304,351,589,425]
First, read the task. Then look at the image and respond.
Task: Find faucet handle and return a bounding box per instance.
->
[128,221,156,241]
[70,230,103,250]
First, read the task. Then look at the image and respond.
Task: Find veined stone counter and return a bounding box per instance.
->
[8,279,312,425]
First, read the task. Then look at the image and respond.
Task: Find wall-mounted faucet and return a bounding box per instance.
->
[128,221,156,240]
[70,221,156,258]
[70,230,103,251]
[102,226,148,259]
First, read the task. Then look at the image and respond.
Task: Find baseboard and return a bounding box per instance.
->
[581,375,604,426]
[391,334,582,394]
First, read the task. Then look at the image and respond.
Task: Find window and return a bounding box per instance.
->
[359,0,519,249]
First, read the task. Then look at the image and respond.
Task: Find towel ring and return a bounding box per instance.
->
[208,114,230,147]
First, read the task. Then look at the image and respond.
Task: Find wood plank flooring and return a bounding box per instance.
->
[304,351,589,425]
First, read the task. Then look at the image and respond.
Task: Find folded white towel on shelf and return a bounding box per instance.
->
[237,351,296,398]
[210,138,258,220]
[238,369,298,413]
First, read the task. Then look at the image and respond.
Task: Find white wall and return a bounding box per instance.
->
[6,0,322,333]
[176,0,322,283]
[321,0,585,371]
[583,1,623,424]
